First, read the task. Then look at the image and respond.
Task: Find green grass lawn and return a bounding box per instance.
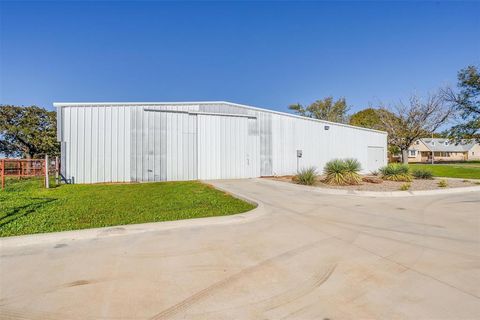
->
[0,178,255,237]
[410,163,480,179]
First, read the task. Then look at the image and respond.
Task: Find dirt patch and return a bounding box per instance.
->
[268,175,478,192]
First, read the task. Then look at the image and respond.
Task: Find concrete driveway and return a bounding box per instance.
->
[1,179,479,319]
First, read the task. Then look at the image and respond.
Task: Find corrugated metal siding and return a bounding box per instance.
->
[61,106,131,183]
[130,106,198,182]
[270,114,386,175]
[197,114,260,179]
[58,102,387,183]
[201,103,272,176]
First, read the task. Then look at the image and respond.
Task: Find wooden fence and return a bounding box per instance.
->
[0,156,59,189]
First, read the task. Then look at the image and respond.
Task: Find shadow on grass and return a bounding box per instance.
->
[0,197,57,228]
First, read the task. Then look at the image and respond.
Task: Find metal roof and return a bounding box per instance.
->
[419,138,477,152]
[53,101,387,135]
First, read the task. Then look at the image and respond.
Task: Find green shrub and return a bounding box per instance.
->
[370,170,379,176]
[379,164,412,182]
[323,159,348,185]
[344,158,362,185]
[295,167,317,185]
[323,158,362,185]
[412,168,433,180]
[438,179,448,188]
[399,183,411,191]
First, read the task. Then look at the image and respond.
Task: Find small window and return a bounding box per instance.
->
[431,141,435,146]
[408,150,416,157]
[415,141,419,145]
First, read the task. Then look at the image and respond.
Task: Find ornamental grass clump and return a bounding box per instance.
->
[438,179,448,188]
[295,167,317,185]
[379,163,412,182]
[323,159,348,185]
[323,158,362,185]
[399,183,411,191]
[344,158,362,185]
[412,168,434,180]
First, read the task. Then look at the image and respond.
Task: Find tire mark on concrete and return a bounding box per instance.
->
[194,263,338,318]
[262,263,337,312]
[149,240,324,320]
[0,307,70,320]
[290,211,480,300]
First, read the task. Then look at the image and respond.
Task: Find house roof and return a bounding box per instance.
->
[419,138,477,152]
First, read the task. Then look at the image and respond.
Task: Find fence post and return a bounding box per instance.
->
[55,156,59,185]
[45,155,50,189]
[1,159,4,190]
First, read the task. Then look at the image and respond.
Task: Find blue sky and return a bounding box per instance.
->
[1,1,479,114]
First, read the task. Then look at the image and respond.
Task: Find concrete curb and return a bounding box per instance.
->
[435,176,480,182]
[0,186,265,249]
[258,178,480,198]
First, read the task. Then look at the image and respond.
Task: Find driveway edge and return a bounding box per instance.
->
[259,178,480,197]
[0,186,265,248]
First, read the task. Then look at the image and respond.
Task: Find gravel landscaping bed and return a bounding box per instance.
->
[268,175,479,191]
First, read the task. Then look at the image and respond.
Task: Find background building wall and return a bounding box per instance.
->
[57,102,387,183]
[59,105,131,183]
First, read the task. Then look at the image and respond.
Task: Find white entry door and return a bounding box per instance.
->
[197,114,260,180]
[367,146,385,172]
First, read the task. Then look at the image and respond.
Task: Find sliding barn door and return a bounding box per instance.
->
[197,114,259,180]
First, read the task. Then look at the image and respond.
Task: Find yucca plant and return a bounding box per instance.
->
[379,163,412,182]
[438,179,448,188]
[412,168,433,180]
[295,167,317,185]
[399,182,411,191]
[343,158,362,185]
[323,159,348,185]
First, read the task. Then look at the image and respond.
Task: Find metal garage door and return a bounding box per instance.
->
[367,146,385,172]
[197,114,260,180]
[134,109,197,182]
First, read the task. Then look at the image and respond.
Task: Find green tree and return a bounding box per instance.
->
[0,105,59,158]
[289,97,350,123]
[349,108,403,157]
[444,65,480,141]
[349,108,385,130]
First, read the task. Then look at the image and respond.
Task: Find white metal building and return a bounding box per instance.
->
[54,101,387,184]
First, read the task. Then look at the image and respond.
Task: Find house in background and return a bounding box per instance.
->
[408,138,480,163]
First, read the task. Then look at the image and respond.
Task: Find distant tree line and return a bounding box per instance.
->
[1,65,478,162]
[289,65,480,163]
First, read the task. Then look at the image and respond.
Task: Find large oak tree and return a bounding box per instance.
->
[0,105,59,158]
[349,108,386,131]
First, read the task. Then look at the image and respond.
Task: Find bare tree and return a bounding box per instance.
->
[379,92,454,164]
[442,65,480,142]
